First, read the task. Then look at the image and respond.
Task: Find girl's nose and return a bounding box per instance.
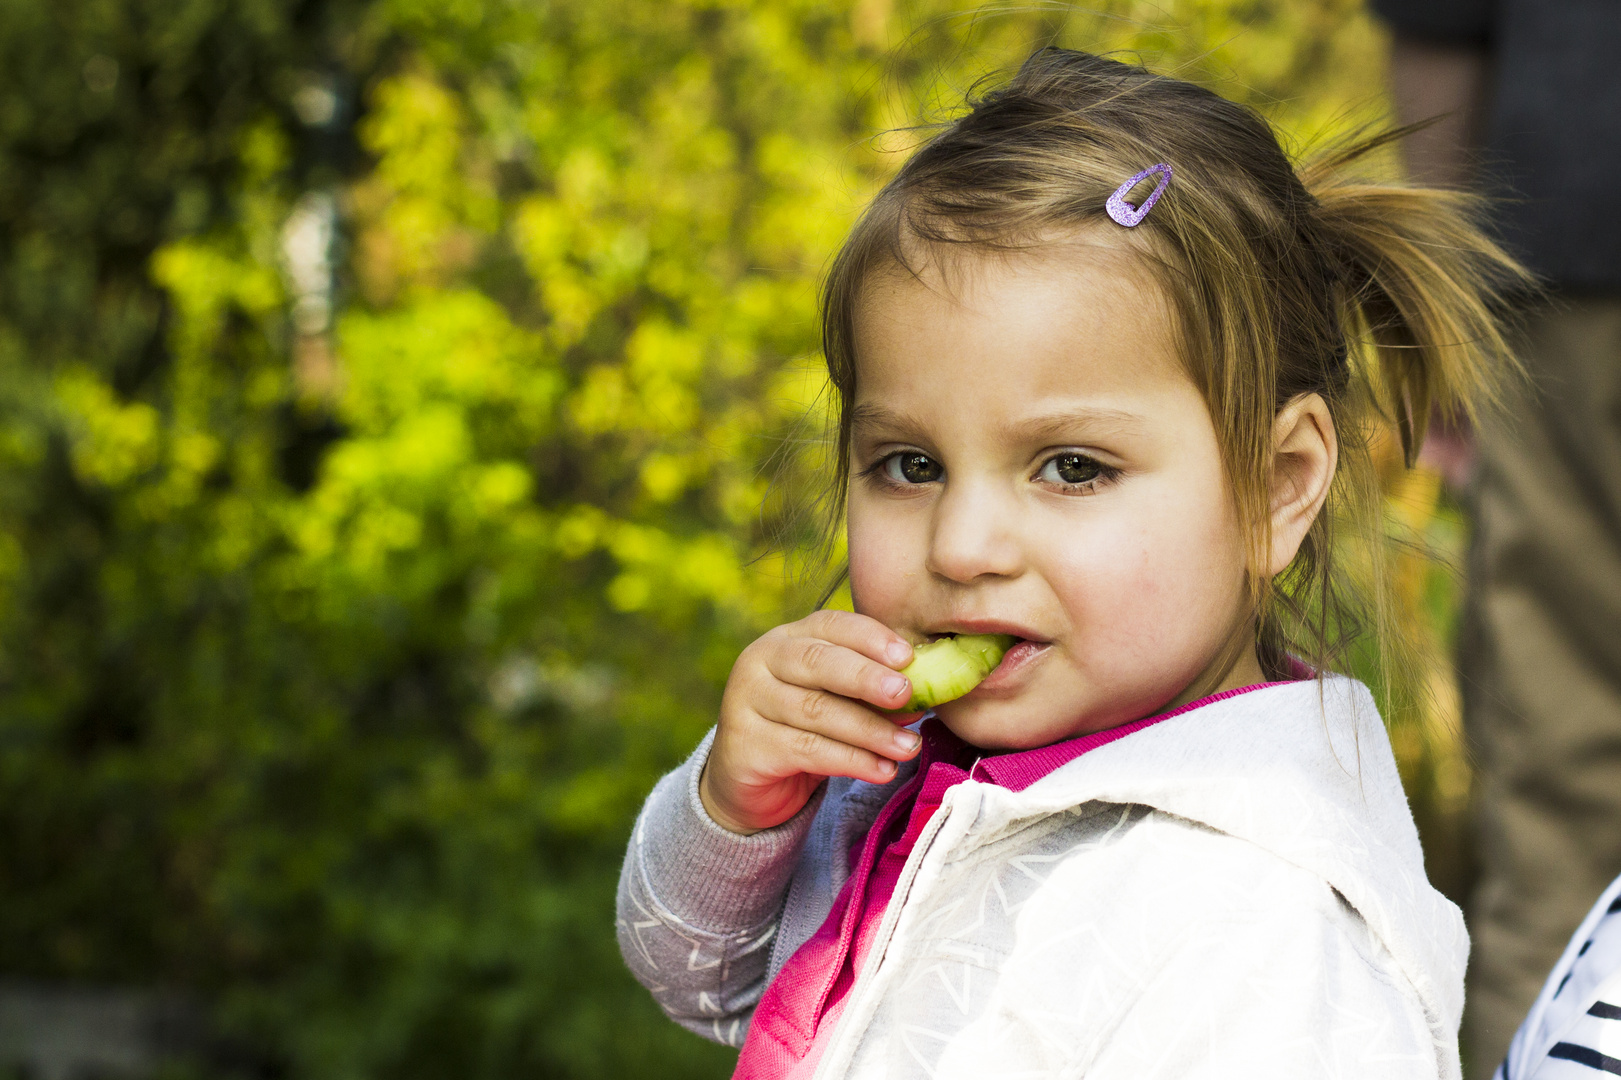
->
[924,479,1024,583]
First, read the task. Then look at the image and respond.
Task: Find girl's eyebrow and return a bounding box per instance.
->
[852,403,1149,441]
[849,398,1141,434]
[850,402,927,436]
[1010,407,1147,441]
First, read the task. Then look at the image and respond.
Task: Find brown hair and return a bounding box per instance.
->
[819,47,1531,680]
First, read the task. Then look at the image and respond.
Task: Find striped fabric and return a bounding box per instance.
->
[1496,877,1621,1078]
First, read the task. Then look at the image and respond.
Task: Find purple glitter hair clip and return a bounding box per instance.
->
[1105,163,1173,227]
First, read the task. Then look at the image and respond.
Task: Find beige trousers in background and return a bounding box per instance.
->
[1462,296,1621,1078]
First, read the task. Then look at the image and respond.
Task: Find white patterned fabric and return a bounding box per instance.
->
[618,676,1467,1078]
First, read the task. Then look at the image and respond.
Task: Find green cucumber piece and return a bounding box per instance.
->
[896,633,1016,711]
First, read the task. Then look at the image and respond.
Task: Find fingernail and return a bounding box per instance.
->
[878,759,896,776]
[882,674,909,700]
[894,730,921,754]
[886,640,911,666]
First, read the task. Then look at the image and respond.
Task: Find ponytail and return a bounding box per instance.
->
[1254,134,1538,685]
[1305,139,1535,466]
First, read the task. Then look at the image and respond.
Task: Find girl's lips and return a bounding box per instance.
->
[971,638,1050,693]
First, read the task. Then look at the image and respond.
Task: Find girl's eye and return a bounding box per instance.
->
[882,452,943,485]
[1038,453,1106,487]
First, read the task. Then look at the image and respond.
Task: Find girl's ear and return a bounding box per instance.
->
[1267,394,1338,576]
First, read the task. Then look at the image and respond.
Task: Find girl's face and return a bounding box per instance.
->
[846,240,1262,749]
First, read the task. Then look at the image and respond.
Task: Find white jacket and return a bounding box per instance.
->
[617,675,1467,1078]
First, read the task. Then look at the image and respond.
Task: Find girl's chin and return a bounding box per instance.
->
[932,703,1070,752]
[936,659,1172,751]
[934,686,1079,751]
[936,696,1132,752]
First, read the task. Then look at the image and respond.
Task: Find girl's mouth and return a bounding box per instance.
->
[971,638,1050,693]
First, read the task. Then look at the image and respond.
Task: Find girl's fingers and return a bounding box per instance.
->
[758,714,909,785]
[757,681,923,763]
[713,611,922,798]
[766,637,914,711]
[801,609,914,670]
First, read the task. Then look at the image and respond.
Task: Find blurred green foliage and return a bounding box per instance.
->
[0,1,1404,1077]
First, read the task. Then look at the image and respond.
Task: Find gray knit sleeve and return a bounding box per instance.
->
[616,729,824,1047]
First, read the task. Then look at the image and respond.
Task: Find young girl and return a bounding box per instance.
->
[617,48,1527,1079]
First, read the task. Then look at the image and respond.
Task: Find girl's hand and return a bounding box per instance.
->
[699,610,922,835]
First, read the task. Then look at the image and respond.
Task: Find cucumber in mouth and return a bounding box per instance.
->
[894,634,1017,711]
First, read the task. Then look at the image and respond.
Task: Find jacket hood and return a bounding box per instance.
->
[969,675,1465,1050]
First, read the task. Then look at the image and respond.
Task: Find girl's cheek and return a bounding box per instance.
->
[1047,524,1160,630]
[846,513,909,620]
[1047,510,1222,647]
